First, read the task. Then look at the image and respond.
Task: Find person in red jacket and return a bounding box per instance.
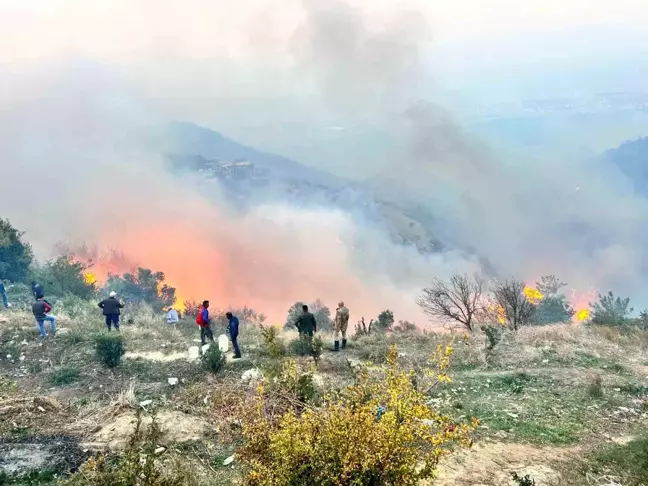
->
[196,300,215,345]
[32,295,56,337]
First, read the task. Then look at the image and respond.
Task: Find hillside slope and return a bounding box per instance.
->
[1,304,647,485]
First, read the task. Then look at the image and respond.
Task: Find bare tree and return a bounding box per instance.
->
[417,274,484,331]
[492,278,536,330]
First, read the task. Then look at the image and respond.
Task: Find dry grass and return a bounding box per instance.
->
[112,382,137,409]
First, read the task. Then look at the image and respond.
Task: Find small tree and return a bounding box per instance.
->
[492,279,535,331]
[0,219,34,282]
[202,345,226,374]
[533,275,574,325]
[31,255,97,299]
[591,291,633,326]
[284,299,332,331]
[417,274,484,331]
[105,267,176,312]
[374,310,395,333]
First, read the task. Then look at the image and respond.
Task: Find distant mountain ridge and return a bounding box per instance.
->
[162,122,447,255]
[601,137,648,196]
[162,122,341,186]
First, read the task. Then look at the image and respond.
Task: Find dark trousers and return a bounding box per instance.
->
[105,314,120,330]
[1,291,7,308]
[231,333,241,357]
[200,325,214,345]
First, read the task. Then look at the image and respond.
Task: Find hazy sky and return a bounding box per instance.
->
[2,1,647,93]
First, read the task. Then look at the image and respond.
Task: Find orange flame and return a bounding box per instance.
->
[570,288,597,323]
[575,309,590,322]
[523,286,544,304]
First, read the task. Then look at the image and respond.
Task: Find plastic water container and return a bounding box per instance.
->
[218,334,229,352]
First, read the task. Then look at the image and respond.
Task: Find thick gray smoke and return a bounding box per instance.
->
[287,0,648,309]
[1,0,647,324]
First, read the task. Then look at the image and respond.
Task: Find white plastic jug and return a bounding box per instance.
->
[187,346,200,361]
[218,334,229,352]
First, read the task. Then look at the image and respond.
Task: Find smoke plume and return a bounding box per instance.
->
[2,0,648,325]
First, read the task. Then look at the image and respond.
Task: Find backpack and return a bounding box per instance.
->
[196,306,205,325]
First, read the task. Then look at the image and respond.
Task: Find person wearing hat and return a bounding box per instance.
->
[333,301,350,351]
[98,291,125,331]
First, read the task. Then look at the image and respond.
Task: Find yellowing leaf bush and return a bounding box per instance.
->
[237,344,476,485]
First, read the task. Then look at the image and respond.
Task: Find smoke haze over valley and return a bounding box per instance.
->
[2,0,648,323]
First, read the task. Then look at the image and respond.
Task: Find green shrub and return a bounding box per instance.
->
[259,325,286,358]
[591,433,648,485]
[51,365,80,385]
[288,336,311,356]
[288,335,323,365]
[591,291,633,326]
[587,375,604,399]
[311,335,323,365]
[393,320,417,332]
[512,473,536,486]
[201,345,226,374]
[496,372,532,394]
[237,345,474,485]
[95,333,125,368]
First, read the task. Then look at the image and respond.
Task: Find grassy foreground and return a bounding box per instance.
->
[1,303,647,485]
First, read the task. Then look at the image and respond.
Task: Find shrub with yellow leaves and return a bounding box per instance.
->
[237,343,476,485]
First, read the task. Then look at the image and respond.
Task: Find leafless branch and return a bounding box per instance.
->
[416,274,484,331]
[492,278,535,330]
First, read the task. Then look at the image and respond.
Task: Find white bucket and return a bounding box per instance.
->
[218,334,229,352]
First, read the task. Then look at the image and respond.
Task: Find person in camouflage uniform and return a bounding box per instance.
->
[333,301,349,352]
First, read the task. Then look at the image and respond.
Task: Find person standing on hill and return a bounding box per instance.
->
[226,311,242,359]
[32,295,56,337]
[31,281,43,299]
[294,304,317,339]
[333,301,350,352]
[0,281,9,308]
[98,291,125,331]
[196,300,215,345]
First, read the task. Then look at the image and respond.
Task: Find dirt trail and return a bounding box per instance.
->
[434,441,577,486]
[124,350,187,362]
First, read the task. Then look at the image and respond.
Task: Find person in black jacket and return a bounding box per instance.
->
[226,312,242,359]
[294,304,317,338]
[31,281,43,299]
[98,291,125,330]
